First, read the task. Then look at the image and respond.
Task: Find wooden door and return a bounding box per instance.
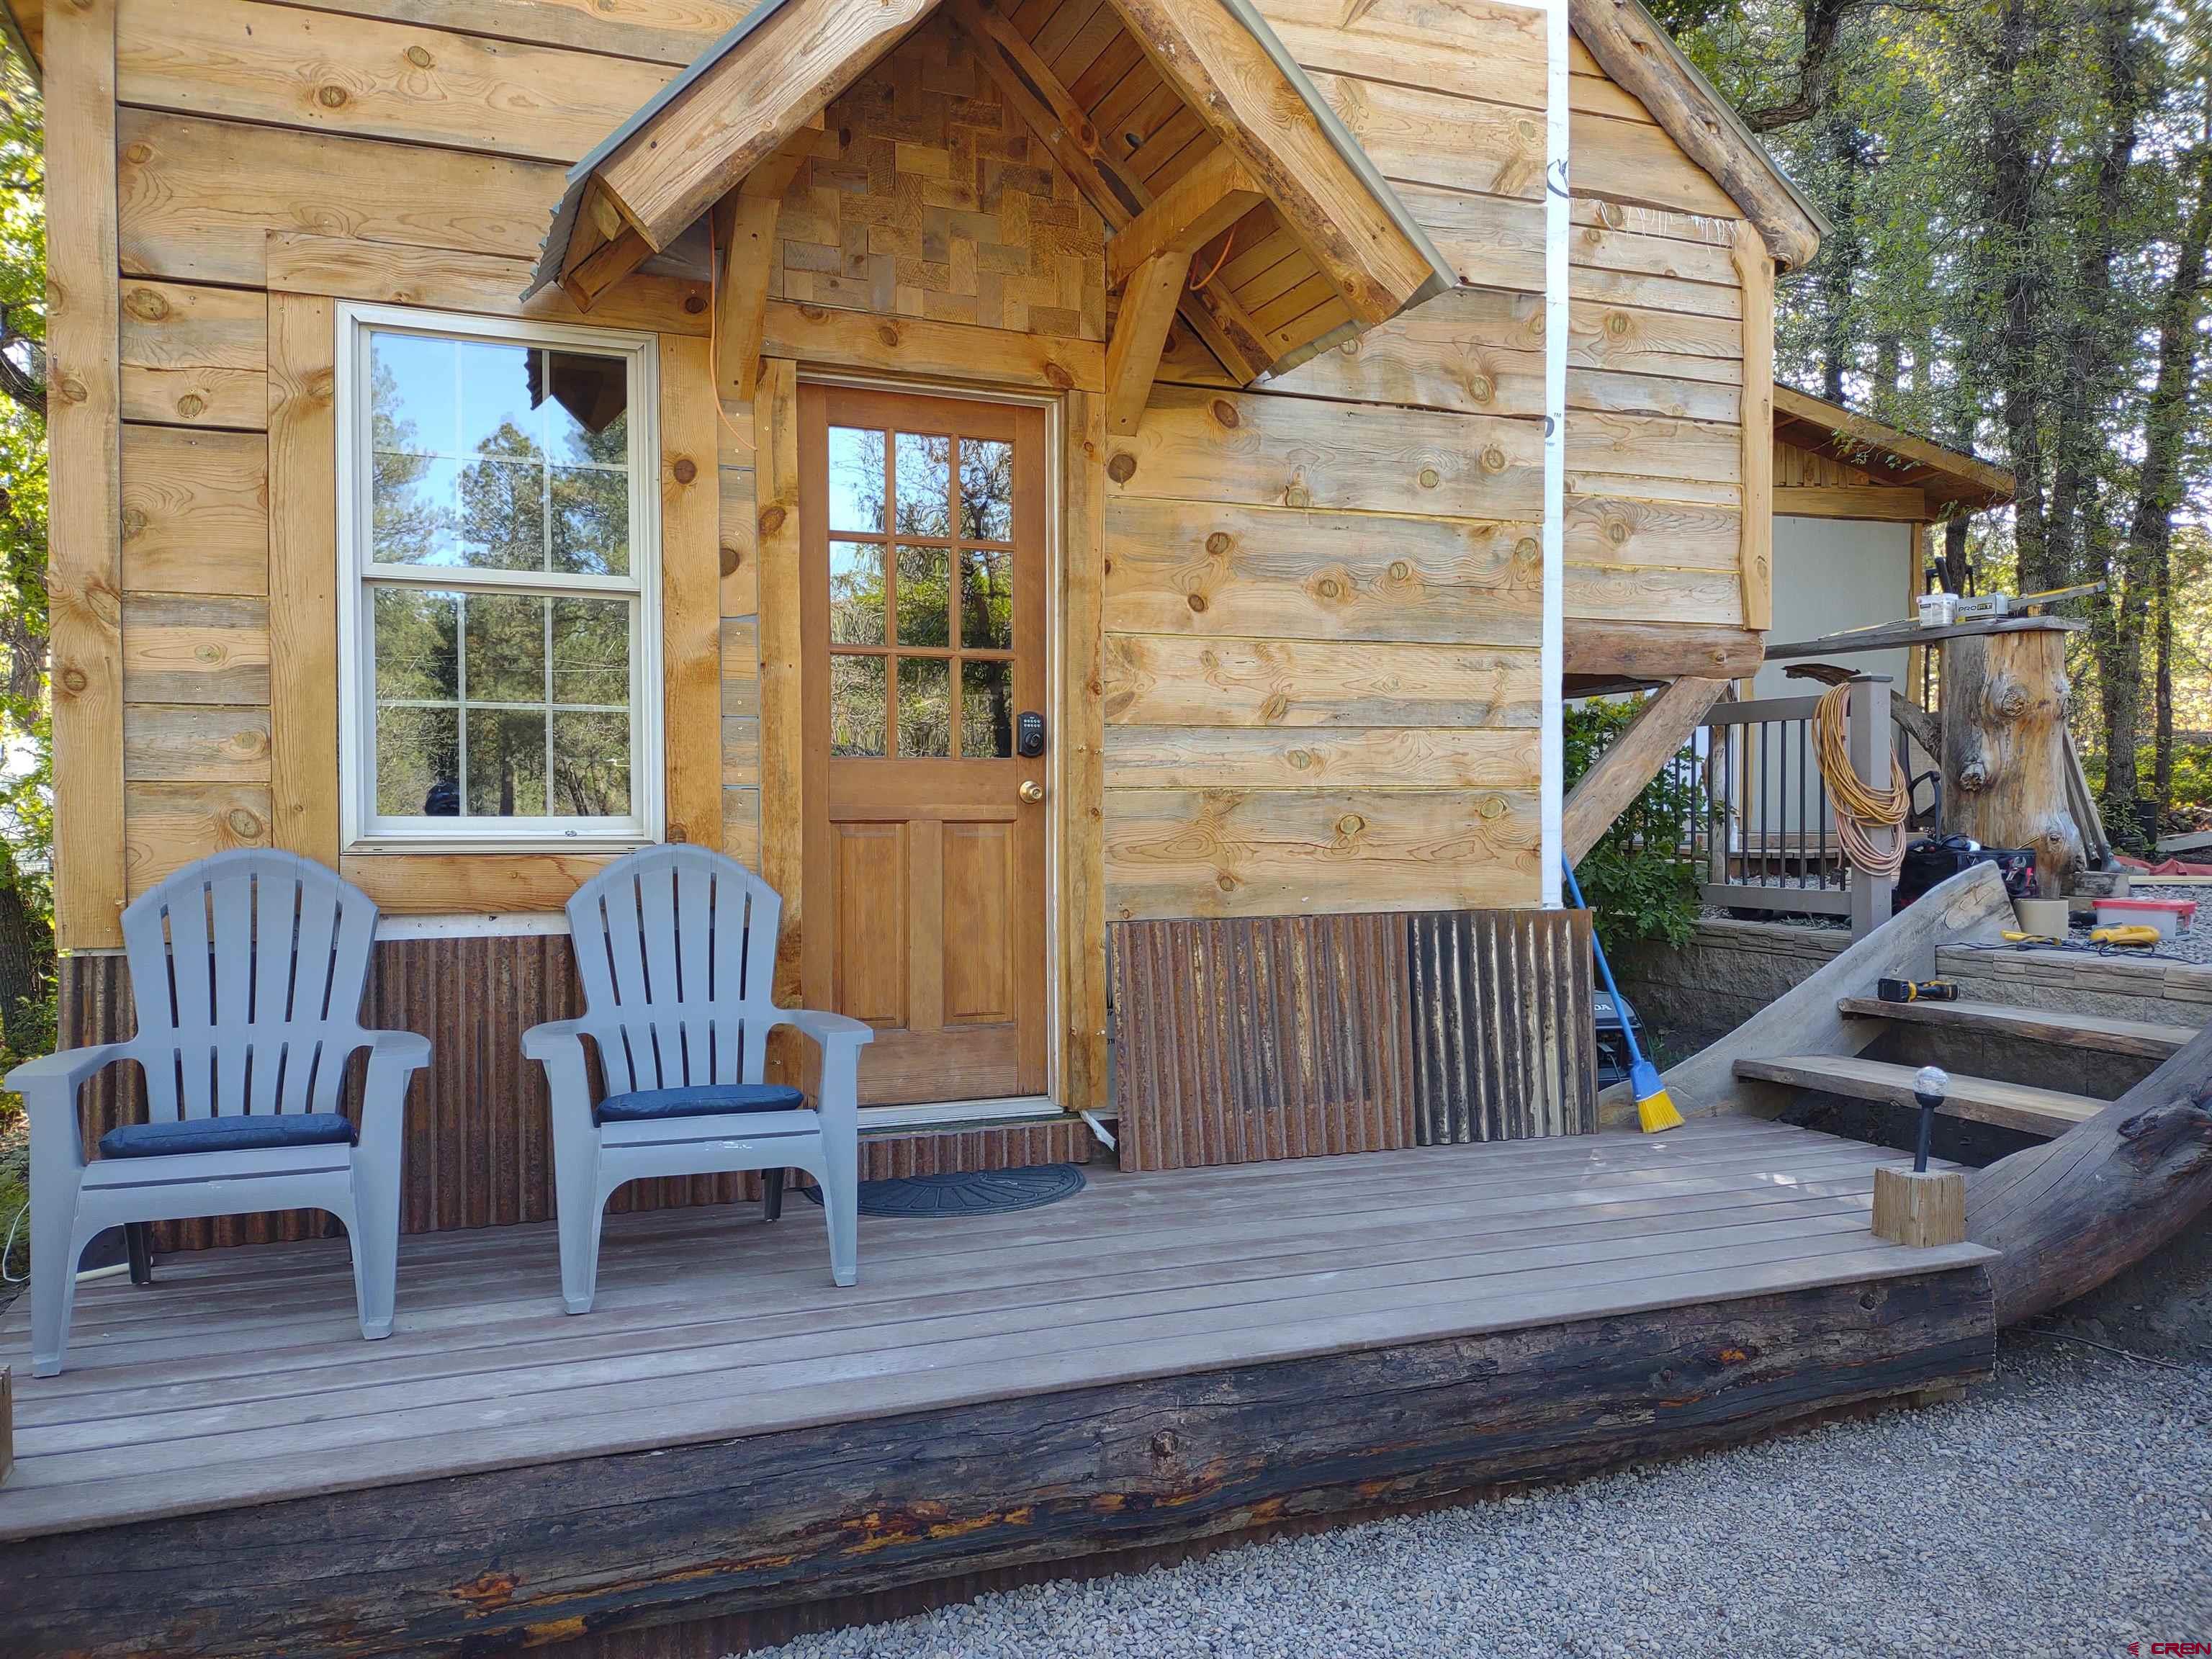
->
[799,385,1050,1105]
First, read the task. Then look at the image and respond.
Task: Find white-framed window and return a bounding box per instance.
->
[335,304,663,852]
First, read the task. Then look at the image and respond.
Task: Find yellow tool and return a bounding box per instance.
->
[2000,930,2065,946]
[2090,924,2162,948]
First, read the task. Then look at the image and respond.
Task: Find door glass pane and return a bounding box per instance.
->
[465,707,548,815]
[894,433,950,536]
[959,547,1012,649]
[960,439,1013,541]
[895,545,950,647]
[827,426,886,532]
[897,657,951,757]
[550,709,631,815]
[830,655,888,756]
[550,595,631,705]
[961,660,1014,759]
[377,705,458,817]
[462,592,546,704]
[829,541,886,644]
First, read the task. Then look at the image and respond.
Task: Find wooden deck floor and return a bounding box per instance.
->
[1,1116,1990,1549]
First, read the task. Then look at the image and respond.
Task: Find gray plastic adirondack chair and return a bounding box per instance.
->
[523,845,873,1313]
[6,850,430,1376]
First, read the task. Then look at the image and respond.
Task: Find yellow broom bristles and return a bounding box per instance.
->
[1637,1087,1685,1134]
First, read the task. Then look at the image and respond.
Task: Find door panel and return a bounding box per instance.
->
[800,385,1049,1106]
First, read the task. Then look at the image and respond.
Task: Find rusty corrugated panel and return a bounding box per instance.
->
[1406,909,1597,1146]
[1110,912,1415,1173]
[56,940,1092,1253]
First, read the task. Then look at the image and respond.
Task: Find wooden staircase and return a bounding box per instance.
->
[1733,996,2193,1141]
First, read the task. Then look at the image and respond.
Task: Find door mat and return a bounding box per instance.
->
[798,1163,1087,1218]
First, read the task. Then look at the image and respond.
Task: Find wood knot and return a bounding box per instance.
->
[1474,794,1506,821]
[58,667,87,695]
[672,457,698,485]
[196,644,224,665]
[175,392,206,421]
[1606,517,1630,544]
[1107,451,1136,484]
[55,374,88,408]
[225,809,264,838]
[122,141,153,166]
[120,508,148,539]
[667,822,688,844]
[122,287,170,322]
[1338,336,1361,357]
[1467,372,1493,403]
[1516,117,1541,145]
[406,44,434,67]
[1336,814,1366,837]
[1204,531,1233,557]
[1208,398,1239,428]
[1186,592,1207,613]
[683,293,707,315]
[1605,310,1632,337]
[1417,466,1439,490]
[308,368,338,401]
[1287,748,1313,771]
[1258,691,1290,724]
[876,321,902,348]
[1284,482,1311,508]
[1514,536,1539,561]
[720,544,742,577]
[757,504,787,536]
[1388,559,1411,582]
[1149,1429,1179,1459]
[1043,361,1074,390]
[317,84,350,109]
[1479,446,1507,475]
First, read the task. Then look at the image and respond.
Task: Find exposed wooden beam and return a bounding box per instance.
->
[559,222,655,313]
[595,0,935,251]
[1107,148,1264,292]
[1775,485,1927,522]
[1773,383,2016,505]
[1562,677,1727,866]
[713,127,822,402]
[1100,0,1437,325]
[1565,621,1763,682]
[1105,249,1192,434]
[1732,222,1773,632]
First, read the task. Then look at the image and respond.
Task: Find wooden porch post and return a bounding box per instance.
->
[1848,674,1894,937]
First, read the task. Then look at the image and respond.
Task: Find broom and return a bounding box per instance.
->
[1561,858,1683,1134]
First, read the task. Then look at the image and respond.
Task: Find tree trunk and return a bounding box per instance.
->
[1968,1018,2212,1326]
[1939,627,2085,893]
[2154,542,2174,806]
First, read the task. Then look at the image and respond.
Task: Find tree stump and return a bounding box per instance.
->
[1938,625,2084,894]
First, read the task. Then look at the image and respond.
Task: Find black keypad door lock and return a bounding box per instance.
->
[1017,711,1047,757]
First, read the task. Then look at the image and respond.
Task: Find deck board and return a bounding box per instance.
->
[0,1118,1991,1542]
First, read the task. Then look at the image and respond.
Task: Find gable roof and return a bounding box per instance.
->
[528,0,1456,384]
[1773,385,2015,518]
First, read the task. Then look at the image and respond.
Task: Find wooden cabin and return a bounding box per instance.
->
[9,9,2099,1657]
[25,0,1824,1187]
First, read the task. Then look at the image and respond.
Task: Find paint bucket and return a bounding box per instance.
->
[2013,897,2069,938]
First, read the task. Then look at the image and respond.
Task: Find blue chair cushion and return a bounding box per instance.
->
[98,1112,358,1160]
[594,1082,806,1125]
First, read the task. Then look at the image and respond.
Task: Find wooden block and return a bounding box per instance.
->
[1872,1166,1966,1249]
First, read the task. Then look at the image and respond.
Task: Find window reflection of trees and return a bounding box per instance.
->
[365,339,636,822]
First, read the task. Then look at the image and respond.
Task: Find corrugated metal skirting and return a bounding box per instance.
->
[1111,908,1596,1172]
[55,943,1089,1252]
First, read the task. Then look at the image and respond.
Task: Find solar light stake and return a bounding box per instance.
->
[1912,1065,1948,1174]
[1873,1065,1965,1249]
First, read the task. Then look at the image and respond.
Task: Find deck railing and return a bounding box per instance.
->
[1660,677,1896,938]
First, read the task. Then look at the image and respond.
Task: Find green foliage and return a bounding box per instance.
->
[1565,698,1705,950]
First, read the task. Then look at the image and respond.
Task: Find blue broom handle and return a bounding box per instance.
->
[1561,858,1652,1075]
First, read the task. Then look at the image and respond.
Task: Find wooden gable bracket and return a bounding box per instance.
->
[714,124,825,404]
[940,0,1275,385]
[1560,677,1730,866]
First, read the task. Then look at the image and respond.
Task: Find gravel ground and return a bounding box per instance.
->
[746,1336,2212,1659]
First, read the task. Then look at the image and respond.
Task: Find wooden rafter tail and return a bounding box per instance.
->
[1560,677,1728,866]
[1105,250,1193,434]
[1106,148,1265,292]
[1097,0,1437,325]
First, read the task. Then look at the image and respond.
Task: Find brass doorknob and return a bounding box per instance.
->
[1018,780,1045,804]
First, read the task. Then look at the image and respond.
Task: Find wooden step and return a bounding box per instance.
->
[1835,996,2195,1060]
[1732,1055,2105,1140]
